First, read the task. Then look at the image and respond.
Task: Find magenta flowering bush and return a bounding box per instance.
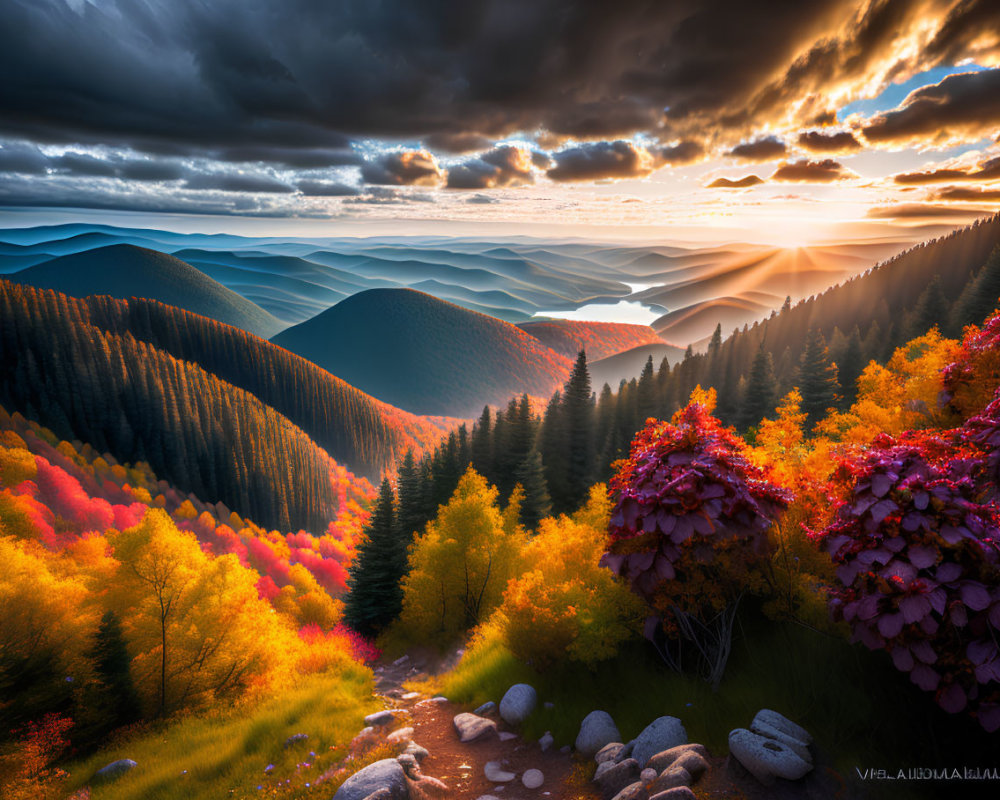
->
[815,432,1000,731]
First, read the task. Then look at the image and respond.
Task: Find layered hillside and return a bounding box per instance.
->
[590,343,688,391]
[272,289,573,416]
[517,319,667,361]
[10,244,285,338]
[0,280,450,530]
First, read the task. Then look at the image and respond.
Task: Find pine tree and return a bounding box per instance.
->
[470,406,493,478]
[344,478,402,635]
[89,610,142,730]
[561,350,595,513]
[540,390,568,512]
[395,450,425,543]
[636,355,657,422]
[798,328,840,429]
[909,274,947,338]
[740,345,777,429]
[515,447,552,531]
[952,246,1000,332]
[837,326,866,407]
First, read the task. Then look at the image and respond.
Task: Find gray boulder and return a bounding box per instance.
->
[453,712,497,743]
[522,768,544,789]
[404,741,429,762]
[484,761,516,782]
[333,759,408,800]
[595,742,625,764]
[752,709,812,744]
[594,757,640,799]
[364,710,396,727]
[631,717,687,768]
[749,719,811,762]
[475,701,497,716]
[575,710,622,757]
[728,728,812,785]
[94,759,137,783]
[499,684,537,725]
[671,750,708,781]
[648,765,691,794]
[611,781,648,800]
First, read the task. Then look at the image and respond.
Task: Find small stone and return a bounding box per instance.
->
[284,733,309,748]
[498,731,518,742]
[538,731,554,752]
[412,775,450,796]
[484,761,516,782]
[648,765,691,794]
[393,655,409,666]
[401,692,421,701]
[559,745,571,754]
[453,712,498,743]
[333,759,408,800]
[522,769,544,789]
[752,709,812,745]
[386,726,414,744]
[671,751,708,782]
[575,711,622,758]
[500,684,538,725]
[648,788,696,800]
[594,758,640,800]
[631,718,687,768]
[430,696,449,704]
[475,701,497,716]
[364,710,395,727]
[595,743,625,764]
[610,781,648,800]
[640,768,657,784]
[645,745,708,774]
[728,728,812,785]
[404,741,429,762]
[476,796,501,800]
[93,759,137,783]
[396,753,419,776]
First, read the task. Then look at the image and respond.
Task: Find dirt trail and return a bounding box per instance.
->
[373,654,599,800]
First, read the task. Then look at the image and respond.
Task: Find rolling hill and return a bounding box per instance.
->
[517,319,667,361]
[652,292,778,343]
[10,244,286,339]
[271,288,573,416]
[590,343,688,390]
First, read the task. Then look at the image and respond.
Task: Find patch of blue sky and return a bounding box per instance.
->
[838,64,987,121]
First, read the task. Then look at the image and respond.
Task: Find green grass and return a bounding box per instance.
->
[63,668,378,800]
[430,608,1000,800]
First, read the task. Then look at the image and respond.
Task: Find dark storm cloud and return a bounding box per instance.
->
[929,185,1000,202]
[296,180,361,197]
[213,146,361,168]
[446,146,536,189]
[424,133,497,154]
[360,151,443,186]
[707,175,764,188]
[771,158,854,182]
[862,68,1000,146]
[0,142,48,174]
[727,137,787,161]
[184,174,297,193]
[546,141,654,182]
[797,130,862,153]
[893,155,1000,184]
[654,140,705,165]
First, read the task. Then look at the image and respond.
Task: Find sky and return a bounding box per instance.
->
[1,0,999,241]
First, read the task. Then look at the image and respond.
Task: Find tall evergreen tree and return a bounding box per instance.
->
[540,389,568,512]
[837,326,866,407]
[89,610,142,730]
[515,447,552,531]
[395,450,425,543]
[798,328,840,429]
[952,246,1000,332]
[740,344,777,429]
[561,350,595,513]
[344,478,402,635]
[636,355,657,422]
[909,274,948,338]
[470,406,493,478]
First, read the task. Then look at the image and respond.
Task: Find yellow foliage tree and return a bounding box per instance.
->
[396,467,525,646]
[499,484,643,668]
[110,509,286,715]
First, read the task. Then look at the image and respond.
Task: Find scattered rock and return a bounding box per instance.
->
[631,718,687,768]
[753,709,812,744]
[575,711,622,757]
[453,712,498,743]
[645,745,708,774]
[333,759,408,800]
[498,731,518,742]
[476,796,501,800]
[728,728,812,785]
[648,765,691,794]
[749,719,811,762]
[365,710,396,727]
[595,743,624,764]
[484,761,516,782]
[475,701,497,716]
[649,788,696,800]
[93,759,137,783]
[522,769,544,789]
[594,757,640,799]
[560,745,571,754]
[401,692,421,701]
[393,655,410,666]
[397,753,419,777]
[499,684,537,725]
[639,768,657,784]
[386,727,415,745]
[538,731,554,752]
[671,750,708,782]
[404,742,429,762]
[284,733,309,748]
[430,696,449,704]
[611,781,648,800]
[411,775,450,797]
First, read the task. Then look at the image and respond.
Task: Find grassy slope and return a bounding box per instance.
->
[65,670,376,800]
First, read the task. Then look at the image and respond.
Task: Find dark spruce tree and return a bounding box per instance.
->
[837,326,866,407]
[344,478,402,636]
[516,447,552,531]
[908,274,948,339]
[952,246,1000,332]
[798,328,840,429]
[636,355,657,423]
[561,350,595,514]
[540,390,568,512]
[88,610,142,731]
[394,450,425,543]
[740,344,777,430]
